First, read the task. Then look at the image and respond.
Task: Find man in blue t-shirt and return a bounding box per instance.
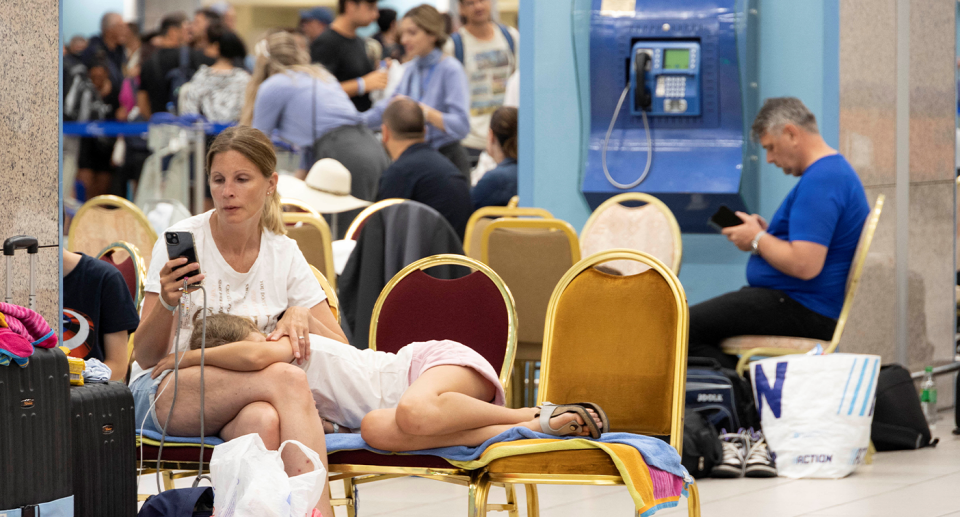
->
[689,97,870,371]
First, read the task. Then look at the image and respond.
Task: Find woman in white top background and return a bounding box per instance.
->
[179,24,250,123]
[130,126,344,515]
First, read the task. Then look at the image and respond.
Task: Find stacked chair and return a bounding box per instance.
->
[68,195,158,267]
[580,192,682,274]
[465,206,579,407]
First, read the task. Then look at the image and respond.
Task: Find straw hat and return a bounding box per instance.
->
[277,158,371,214]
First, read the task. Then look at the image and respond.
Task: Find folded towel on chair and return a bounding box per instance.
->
[326,428,691,516]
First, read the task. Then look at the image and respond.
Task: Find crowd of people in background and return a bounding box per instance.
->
[63,0,521,222]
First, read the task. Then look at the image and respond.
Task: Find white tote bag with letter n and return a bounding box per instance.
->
[751,353,880,479]
[210,433,327,517]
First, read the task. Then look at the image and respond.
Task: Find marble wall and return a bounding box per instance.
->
[839,0,956,403]
[0,0,61,330]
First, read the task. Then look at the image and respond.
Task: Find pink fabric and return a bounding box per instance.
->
[648,465,685,500]
[0,302,57,348]
[0,328,33,358]
[407,340,506,407]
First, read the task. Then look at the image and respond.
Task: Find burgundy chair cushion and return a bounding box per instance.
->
[100,251,137,299]
[328,450,453,469]
[138,444,213,464]
[374,269,509,373]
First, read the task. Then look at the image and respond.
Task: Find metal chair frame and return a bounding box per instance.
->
[471,249,700,517]
[580,192,683,274]
[721,195,885,374]
[343,198,405,240]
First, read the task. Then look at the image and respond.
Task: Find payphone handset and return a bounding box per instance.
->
[629,41,702,116]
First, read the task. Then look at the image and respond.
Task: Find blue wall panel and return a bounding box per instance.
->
[519,0,839,305]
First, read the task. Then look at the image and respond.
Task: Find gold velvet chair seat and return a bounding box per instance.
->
[720,195,885,375]
[471,249,699,516]
[580,193,682,275]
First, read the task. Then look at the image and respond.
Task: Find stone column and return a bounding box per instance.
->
[839,0,956,405]
[0,0,61,330]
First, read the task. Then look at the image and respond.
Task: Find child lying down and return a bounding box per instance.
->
[152,313,609,451]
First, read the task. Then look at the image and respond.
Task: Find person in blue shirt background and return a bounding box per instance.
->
[472,106,518,209]
[362,4,471,178]
[688,97,870,371]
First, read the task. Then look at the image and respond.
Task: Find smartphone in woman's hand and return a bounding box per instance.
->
[165,231,202,287]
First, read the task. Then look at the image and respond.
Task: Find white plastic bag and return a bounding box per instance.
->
[751,353,880,479]
[210,433,326,517]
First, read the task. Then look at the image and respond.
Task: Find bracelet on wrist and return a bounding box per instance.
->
[356,77,366,95]
[158,293,178,312]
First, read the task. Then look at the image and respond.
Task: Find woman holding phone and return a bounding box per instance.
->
[130,126,344,515]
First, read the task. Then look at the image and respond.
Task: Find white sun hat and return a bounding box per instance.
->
[277,158,372,214]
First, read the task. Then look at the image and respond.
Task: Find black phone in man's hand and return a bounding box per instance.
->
[708,205,744,232]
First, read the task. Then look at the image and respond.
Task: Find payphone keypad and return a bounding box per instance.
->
[630,41,701,117]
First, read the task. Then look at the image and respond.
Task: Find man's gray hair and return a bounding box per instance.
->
[100,12,123,35]
[750,97,819,141]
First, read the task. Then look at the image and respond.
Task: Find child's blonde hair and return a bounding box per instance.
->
[189,313,262,350]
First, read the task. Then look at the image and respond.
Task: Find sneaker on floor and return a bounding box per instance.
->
[712,430,748,478]
[744,431,777,478]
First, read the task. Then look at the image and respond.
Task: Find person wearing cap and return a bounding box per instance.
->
[377,97,472,240]
[301,7,335,43]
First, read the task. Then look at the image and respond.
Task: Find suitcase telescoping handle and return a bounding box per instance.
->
[4,235,38,309]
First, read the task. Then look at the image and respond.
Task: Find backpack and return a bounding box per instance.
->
[162,46,194,114]
[681,408,722,479]
[871,364,938,450]
[452,24,516,65]
[686,357,760,433]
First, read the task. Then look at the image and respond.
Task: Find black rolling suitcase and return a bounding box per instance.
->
[70,381,137,517]
[0,235,74,515]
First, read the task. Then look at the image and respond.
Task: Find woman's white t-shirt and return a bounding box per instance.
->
[133,210,326,379]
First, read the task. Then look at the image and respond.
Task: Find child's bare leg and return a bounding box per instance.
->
[361,408,592,451]
[393,365,538,436]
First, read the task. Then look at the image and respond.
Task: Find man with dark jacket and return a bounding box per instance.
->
[377,98,472,239]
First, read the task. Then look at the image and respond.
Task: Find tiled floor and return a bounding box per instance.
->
[138,411,960,516]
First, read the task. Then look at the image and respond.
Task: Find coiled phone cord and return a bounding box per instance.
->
[602,85,653,190]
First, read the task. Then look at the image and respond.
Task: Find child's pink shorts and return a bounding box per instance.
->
[406,340,506,406]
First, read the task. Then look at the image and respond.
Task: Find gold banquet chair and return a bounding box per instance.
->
[463,205,554,258]
[68,195,159,268]
[281,197,322,217]
[479,218,580,407]
[327,254,523,517]
[720,194,885,375]
[310,265,340,323]
[472,249,699,517]
[96,241,146,374]
[284,212,337,290]
[580,192,682,274]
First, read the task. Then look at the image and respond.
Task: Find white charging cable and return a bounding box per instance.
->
[135,279,209,493]
[602,85,653,190]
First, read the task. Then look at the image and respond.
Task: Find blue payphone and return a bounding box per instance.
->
[630,42,702,116]
[581,0,759,233]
